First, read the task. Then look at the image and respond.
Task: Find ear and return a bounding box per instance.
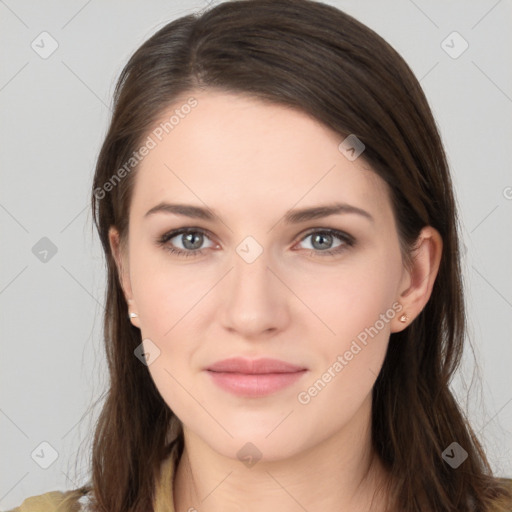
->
[391,226,443,333]
[108,226,140,329]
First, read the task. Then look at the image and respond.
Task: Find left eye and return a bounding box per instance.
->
[295,229,355,256]
[157,228,355,258]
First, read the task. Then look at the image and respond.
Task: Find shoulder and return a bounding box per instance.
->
[6,487,91,512]
[490,477,512,512]
[495,477,512,493]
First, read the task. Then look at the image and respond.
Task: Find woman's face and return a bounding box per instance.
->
[111,89,412,461]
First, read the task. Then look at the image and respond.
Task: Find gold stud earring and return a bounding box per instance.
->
[399,313,408,323]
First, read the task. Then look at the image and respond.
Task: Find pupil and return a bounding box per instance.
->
[313,233,332,250]
[184,233,202,250]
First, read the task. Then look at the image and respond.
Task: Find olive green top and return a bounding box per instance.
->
[7,443,181,512]
[6,446,512,512]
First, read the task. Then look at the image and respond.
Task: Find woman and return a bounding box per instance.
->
[10,0,512,510]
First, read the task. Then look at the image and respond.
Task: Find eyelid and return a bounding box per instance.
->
[158,225,353,242]
[158,227,218,248]
[297,226,355,245]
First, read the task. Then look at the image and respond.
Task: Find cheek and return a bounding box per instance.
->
[294,271,397,429]
[292,249,401,404]
[129,248,212,339]
[294,342,385,450]
[128,249,206,414]
[291,245,402,346]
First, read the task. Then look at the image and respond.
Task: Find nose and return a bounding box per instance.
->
[220,250,290,339]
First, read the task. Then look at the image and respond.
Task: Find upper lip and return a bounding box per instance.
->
[206,357,306,374]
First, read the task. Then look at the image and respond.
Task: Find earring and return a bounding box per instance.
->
[129,312,138,319]
[399,313,408,323]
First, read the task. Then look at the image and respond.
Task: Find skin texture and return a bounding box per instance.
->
[109,90,442,512]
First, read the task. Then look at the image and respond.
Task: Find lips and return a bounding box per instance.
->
[205,357,308,397]
[206,357,306,374]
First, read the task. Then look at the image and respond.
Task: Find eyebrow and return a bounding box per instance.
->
[144,202,374,224]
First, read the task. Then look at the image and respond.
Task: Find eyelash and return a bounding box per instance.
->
[156,227,355,259]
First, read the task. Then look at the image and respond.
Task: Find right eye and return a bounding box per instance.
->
[157,228,216,258]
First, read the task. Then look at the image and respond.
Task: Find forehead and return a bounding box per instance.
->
[130,90,391,227]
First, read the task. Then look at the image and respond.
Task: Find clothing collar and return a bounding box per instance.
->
[153,442,181,512]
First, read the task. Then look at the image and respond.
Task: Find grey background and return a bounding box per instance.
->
[1,0,511,508]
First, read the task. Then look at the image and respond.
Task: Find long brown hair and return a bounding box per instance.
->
[72,0,512,510]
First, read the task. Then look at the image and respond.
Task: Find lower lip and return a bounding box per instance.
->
[206,370,307,397]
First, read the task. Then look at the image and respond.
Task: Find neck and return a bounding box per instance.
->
[173,395,390,512]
